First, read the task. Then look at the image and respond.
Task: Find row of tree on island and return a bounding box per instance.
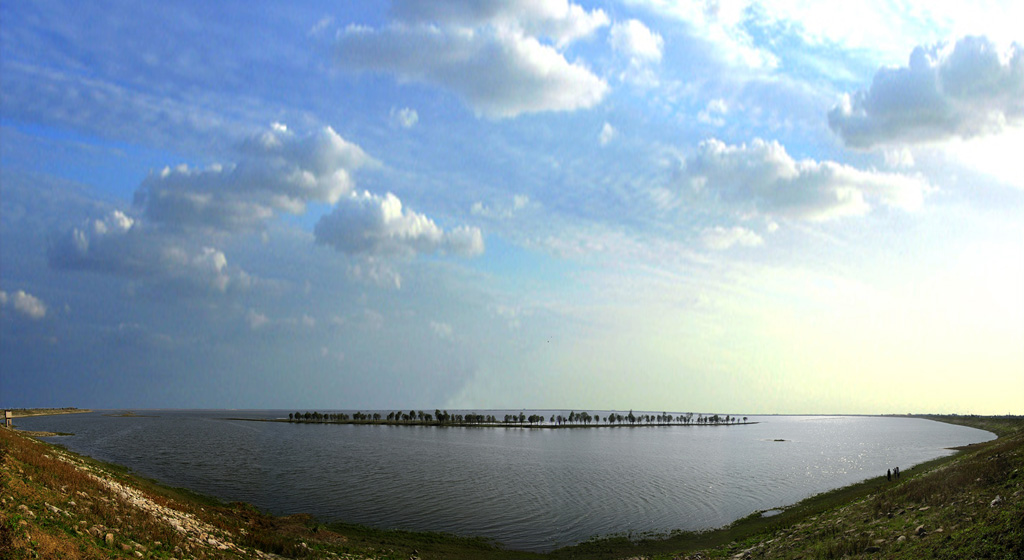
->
[286,410,750,427]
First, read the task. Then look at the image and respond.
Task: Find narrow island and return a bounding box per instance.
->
[250,409,755,428]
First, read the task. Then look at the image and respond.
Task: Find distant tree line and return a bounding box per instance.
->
[285,410,750,427]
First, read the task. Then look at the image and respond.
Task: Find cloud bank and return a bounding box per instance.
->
[46,123,483,296]
[830,36,1024,148]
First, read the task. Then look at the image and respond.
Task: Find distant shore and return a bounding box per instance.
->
[2,407,90,435]
[5,407,92,418]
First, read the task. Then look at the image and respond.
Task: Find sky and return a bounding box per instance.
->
[1,1,1022,415]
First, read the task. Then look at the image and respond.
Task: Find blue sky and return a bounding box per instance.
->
[2,0,1022,414]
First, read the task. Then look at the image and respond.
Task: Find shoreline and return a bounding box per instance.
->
[1,414,1018,559]
[5,407,92,418]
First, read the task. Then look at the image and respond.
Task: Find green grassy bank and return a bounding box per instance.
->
[1,415,1020,559]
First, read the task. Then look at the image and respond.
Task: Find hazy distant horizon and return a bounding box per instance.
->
[3,406,1014,419]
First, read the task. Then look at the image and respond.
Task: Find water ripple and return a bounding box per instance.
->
[17,412,994,552]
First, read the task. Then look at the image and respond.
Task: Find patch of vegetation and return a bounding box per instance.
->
[269,410,755,430]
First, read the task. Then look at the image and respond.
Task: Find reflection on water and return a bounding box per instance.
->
[19,412,993,552]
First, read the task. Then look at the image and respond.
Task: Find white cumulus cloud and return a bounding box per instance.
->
[680,138,931,221]
[629,0,777,70]
[347,258,403,290]
[135,124,375,231]
[315,191,484,257]
[430,320,454,339]
[698,99,729,127]
[830,36,1024,148]
[0,289,48,320]
[389,0,610,48]
[333,1,609,118]
[700,226,764,250]
[599,122,616,146]
[390,107,419,129]
[609,19,663,86]
[247,309,270,330]
[610,19,664,62]
[48,210,250,295]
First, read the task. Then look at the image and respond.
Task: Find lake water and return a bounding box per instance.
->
[19,411,994,552]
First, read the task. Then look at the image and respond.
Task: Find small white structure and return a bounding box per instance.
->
[3,410,12,428]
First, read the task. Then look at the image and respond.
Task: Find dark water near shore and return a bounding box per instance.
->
[20,411,993,552]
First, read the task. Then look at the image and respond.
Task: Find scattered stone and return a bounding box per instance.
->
[991,495,1003,507]
[105,533,115,546]
[915,525,927,537]
[919,506,930,511]
[121,543,132,551]
[897,535,907,542]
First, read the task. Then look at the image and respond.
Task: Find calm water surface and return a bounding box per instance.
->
[20,411,994,552]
